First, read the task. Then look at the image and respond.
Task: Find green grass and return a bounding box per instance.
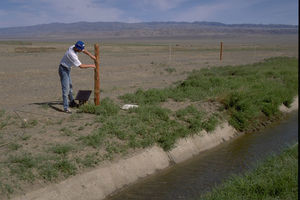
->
[4,151,78,187]
[38,156,77,181]
[38,162,59,181]
[49,144,73,156]
[120,88,169,105]
[59,127,73,136]
[80,103,217,151]
[0,121,7,129]
[21,119,38,128]
[0,110,9,130]
[120,57,298,132]
[165,67,177,73]
[53,159,77,177]
[0,181,14,198]
[0,142,79,196]
[79,97,119,122]
[76,153,101,167]
[21,135,31,141]
[175,105,210,132]
[0,109,5,118]
[8,143,22,151]
[9,153,38,182]
[79,57,298,152]
[199,143,298,200]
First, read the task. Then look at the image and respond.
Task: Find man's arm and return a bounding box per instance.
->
[82,49,96,61]
[79,64,96,69]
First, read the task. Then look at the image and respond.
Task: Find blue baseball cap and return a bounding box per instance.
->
[75,41,85,50]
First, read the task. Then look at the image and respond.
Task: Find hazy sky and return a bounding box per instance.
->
[0,0,298,28]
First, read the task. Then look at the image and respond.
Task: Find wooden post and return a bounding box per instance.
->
[220,41,223,61]
[94,44,100,105]
[168,43,171,64]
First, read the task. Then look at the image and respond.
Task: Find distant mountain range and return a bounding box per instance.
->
[0,21,297,40]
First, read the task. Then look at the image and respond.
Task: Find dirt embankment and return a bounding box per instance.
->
[12,97,298,200]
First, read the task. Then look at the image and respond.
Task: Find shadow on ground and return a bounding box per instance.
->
[33,101,64,112]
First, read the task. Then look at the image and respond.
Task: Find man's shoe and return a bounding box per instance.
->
[69,100,79,108]
[64,108,72,113]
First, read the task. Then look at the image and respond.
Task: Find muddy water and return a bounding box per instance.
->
[106,112,298,200]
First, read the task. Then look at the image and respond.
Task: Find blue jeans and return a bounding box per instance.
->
[58,65,74,110]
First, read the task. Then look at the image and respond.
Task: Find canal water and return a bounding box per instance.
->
[106,112,298,200]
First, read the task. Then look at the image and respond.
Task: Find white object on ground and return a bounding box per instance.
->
[121,104,139,110]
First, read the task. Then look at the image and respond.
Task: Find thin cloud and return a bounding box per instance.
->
[173,2,229,22]
[142,0,188,11]
[46,0,124,22]
[171,0,298,24]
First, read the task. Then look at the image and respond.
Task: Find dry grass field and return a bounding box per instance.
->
[0,34,298,198]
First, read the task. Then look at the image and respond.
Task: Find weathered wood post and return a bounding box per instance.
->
[94,44,100,105]
[220,41,223,61]
[168,43,172,64]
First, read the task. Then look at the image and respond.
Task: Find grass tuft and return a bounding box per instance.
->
[53,159,76,177]
[79,130,106,148]
[200,143,298,200]
[0,109,5,118]
[9,153,37,182]
[120,88,169,105]
[50,144,73,156]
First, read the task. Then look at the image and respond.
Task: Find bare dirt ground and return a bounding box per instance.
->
[0,34,298,198]
[0,34,298,110]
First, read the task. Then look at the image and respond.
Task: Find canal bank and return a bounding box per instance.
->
[12,96,298,200]
[107,103,298,200]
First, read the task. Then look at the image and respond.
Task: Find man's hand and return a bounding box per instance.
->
[82,49,96,61]
[82,49,88,54]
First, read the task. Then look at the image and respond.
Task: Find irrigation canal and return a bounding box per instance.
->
[105,111,298,200]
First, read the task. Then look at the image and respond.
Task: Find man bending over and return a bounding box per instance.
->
[59,40,96,113]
